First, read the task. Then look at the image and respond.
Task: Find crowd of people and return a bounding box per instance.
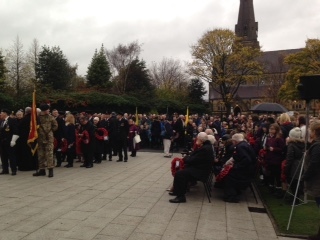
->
[0,107,319,201]
[1,106,319,239]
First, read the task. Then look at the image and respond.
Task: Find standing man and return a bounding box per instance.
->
[108,112,118,159]
[33,104,58,177]
[162,115,174,158]
[52,109,65,167]
[100,112,108,160]
[116,112,129,162]
[78,116,95,168]
[0,109,19,175]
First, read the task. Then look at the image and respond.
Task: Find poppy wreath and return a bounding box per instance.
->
[258,149,267,167]
[171,157,185,177]
[81,130,90,144]
[215,164,233,182]
[61,139,68,153]
[95,128,108,141]
[53,138,58,150]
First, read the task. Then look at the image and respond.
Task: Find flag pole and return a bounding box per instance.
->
[27,88,38,156]
[135,106,139,126]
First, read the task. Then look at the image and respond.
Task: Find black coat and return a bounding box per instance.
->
[16,114,37,171]
[63,123,76,145]
[151,120,161,136]
[54,116,65,143]
[183,140,214,181]
[229,141,256,181]
[0,117,19,143]
[303,139,320,197]
[286,141,304,180]
[107,116,118,138]
[80,121,95,151]
[116,118,129,141]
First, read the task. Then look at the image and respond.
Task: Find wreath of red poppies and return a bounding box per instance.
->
[81,130,90,144]
[95,128,108,141]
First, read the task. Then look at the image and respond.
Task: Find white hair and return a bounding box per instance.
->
[205,129,214,135]
[232,133,244,143]
[25,107,32,114]
[207,135,216,145]
[197,132,208,142]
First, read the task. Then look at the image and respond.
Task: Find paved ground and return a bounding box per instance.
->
[0,152,302,240]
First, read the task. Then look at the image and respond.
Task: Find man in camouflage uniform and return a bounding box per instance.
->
[33,104,58,177]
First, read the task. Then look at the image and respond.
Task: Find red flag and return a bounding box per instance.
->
[27,90,38,155]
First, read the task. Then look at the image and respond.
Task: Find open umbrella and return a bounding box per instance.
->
[250,102,288,113]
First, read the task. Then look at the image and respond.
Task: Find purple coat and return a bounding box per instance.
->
[128,124,140,151]
[264,135,285,165]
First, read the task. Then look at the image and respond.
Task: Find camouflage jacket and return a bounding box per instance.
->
[38,114,58,142]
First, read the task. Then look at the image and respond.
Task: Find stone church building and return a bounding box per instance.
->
[209,0,311,116]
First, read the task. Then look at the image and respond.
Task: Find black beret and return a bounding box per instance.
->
[221,134,231,141]
[1,108,11,115]
[117,112,123,116]
[39,104,50,111]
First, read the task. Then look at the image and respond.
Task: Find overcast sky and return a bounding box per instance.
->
[1,0,319,76]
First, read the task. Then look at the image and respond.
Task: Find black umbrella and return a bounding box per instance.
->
[250,103,288,113]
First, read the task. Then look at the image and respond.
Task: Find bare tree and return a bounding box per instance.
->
[149,58,188,90]
[262,54,287,103]
[106,41,142,94]
[27,38,40,81]
[5,35,31,97]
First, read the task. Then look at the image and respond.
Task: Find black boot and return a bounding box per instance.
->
[56,151,62,167]
[48,168,54,178]
[33,169,46,176]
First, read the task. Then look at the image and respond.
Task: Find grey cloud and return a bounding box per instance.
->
[1,0,319,76]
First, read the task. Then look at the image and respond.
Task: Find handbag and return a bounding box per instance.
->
[134,134,141,143]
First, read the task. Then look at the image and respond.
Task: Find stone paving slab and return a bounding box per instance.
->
[0,152,304,240]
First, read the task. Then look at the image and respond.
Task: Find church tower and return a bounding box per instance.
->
[235,0,260,48]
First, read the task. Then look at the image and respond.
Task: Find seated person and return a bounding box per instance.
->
[222,133,256,203]
[214,134,233,175]
[169,132,214,203]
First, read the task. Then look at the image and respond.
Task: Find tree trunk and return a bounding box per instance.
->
[225,101,232,116]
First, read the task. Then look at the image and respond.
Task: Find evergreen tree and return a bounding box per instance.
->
[36,46,73,90]
[187,78,207,103]
[119,59,155,100]
[87,44,111,87]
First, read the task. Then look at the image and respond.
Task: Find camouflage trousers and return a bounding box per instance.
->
[37,141,55,169]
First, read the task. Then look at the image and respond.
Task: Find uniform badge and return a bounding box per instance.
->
[5,125,10,132]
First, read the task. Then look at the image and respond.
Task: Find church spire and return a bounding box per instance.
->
[235,0,260,48]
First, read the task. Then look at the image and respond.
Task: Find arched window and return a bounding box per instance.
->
[292,101,302,110]
[217,102,226,111]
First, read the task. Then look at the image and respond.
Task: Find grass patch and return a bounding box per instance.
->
[257,183,320,236]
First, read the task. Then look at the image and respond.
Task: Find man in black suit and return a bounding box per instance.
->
[79,116,95,168]
[107,112,118,160]
[116,112,129,162]
[52,109,65,167]
[0,109,19,175]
